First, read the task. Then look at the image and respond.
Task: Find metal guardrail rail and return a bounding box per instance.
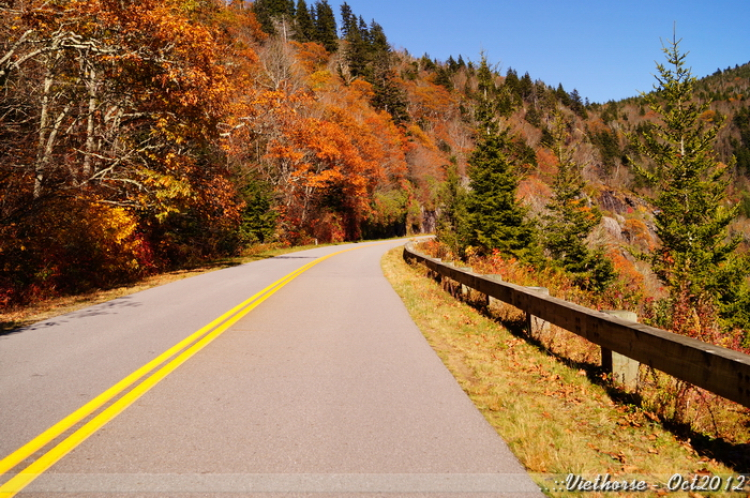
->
[404,242,750,408]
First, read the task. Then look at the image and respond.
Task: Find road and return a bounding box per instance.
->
[0,240,543,497]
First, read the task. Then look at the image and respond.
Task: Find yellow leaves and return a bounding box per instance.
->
[87,204,138,247]
[309,70,332,90]
[138,167,193,220]
[254,90,287,108]
[406,124,435,150]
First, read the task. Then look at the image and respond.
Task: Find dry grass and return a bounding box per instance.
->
[417,239,750,451]
[382,247,749,497]
[0,243,327,333]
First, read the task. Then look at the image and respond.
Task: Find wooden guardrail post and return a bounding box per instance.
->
[431,258,442,283]
[526,287,550,342]
[484,274,503,310]
[458,267,472,298]
[601,310,639,391]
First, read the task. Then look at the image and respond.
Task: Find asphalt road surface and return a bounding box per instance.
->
[0,240,543,497]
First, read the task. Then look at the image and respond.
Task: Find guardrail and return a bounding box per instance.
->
[403,242,750,408]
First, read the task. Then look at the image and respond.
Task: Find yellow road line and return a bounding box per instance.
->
[0,242,385,497]
[0,255,311,476]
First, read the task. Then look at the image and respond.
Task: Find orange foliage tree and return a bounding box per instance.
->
[223,24,414,243]
[1,0,241,304]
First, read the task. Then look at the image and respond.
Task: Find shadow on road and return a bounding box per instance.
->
[1,296,142,337]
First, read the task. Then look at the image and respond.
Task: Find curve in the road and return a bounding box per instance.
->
[0,242,388,497]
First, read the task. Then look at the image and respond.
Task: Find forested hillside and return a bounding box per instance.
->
[3,0,750,348]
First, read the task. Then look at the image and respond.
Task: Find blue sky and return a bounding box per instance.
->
[333,0,750,104]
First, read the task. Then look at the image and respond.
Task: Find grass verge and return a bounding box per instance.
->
[0,242,330,333]
[382,246,748,497]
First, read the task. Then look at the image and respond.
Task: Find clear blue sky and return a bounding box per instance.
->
[333,0,750,104]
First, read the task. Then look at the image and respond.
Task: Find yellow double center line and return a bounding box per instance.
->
[0,243,380,497]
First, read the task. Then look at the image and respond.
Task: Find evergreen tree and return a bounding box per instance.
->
[447,56,458,73]
[464,58,536,259]
[369,21,389,54]
[420,53,436,72]
[465,130,536,259]
[342,11,368,78]
[555,83,571,106]
[436,160,469,253]
[294,0,316,42]
[371,59,410,124]
[434,65,454,91]
[504,67,520,97]
[339,2,355,38]
[543,110,614,290]
[474,55,498,132]
[568,88,588,118]
[519,72,534,100]
[601,101,619,123]
[338,4,408,122]
[313,0,338,53]
[357,16,369,44]
[630,36,750,340]
[252,0,295,35]
[496,67,520,116]
[239,177,278,244]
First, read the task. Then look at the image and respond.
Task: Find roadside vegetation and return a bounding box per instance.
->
[383,247,750,496]
[430,34,750,437]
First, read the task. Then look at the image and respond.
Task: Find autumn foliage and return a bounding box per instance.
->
[0,0,467,305]
[0,0,244,304]
[4,0,750,374]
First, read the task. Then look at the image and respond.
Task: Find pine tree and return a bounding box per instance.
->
[464,57,536,259]
[339,2,355,38]
[504,68,520,97]
[240,177,278,244]
[341,7,368,78]
[447,56,457,73]
[555,83,571,106]
[434,65,453,91]
[369,21,389,53]
[436,161,468,253]
[465,130,536,259]
[474,56,498,132]
[568,89,588,118]
[371,59,410,124]
[519,72,534,100]
[364,21,409,123]
[630,35,750,341]
[294,0,316,42]
[543,110,614,290]
[497,67,521,116]
[312,0,338,53]
[252,0,295,35]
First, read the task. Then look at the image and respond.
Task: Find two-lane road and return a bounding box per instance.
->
[1,240,543,497]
